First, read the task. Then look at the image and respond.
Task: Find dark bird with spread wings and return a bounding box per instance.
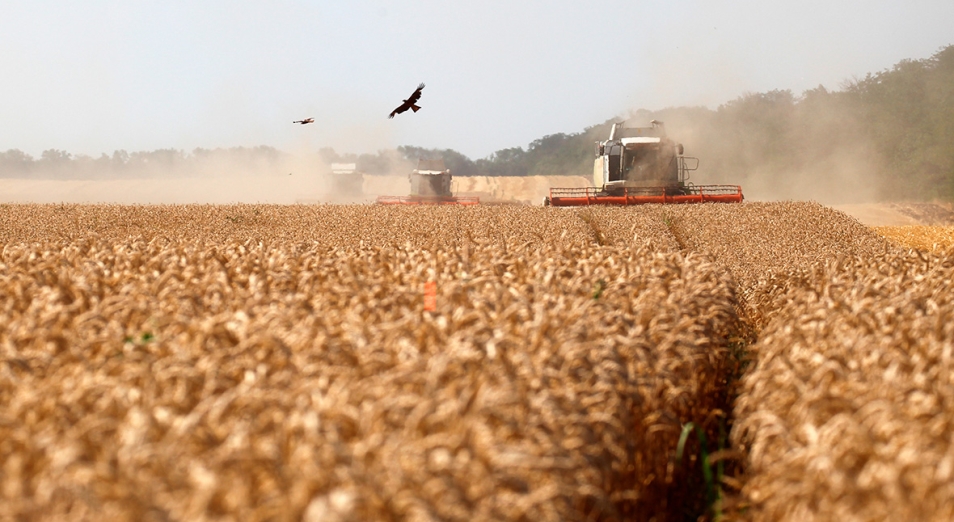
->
[389,83,425,119]
[293,118,314,125]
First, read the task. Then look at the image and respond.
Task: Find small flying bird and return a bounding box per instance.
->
[389,83,425,119]
[293,118,314,125]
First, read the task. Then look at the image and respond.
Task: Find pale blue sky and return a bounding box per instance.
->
[1,1,952,159]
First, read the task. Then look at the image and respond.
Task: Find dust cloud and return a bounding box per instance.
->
[733,144,881,204]
[0,150,588,205]
[619,94,885,205]
[0,95,889,207]
[1,154,322,204]
[0,151,405,205]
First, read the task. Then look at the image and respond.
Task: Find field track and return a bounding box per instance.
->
[1,203,952,521]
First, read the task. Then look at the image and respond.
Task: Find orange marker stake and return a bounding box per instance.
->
[423,281,437,312]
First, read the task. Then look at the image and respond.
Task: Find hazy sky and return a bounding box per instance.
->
[2,1,952,160]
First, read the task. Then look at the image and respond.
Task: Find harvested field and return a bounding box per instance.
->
[732,249,954,521]
[874,225,954,251]
[831,203,954,227]
[883,202,954,225]
[0,204,741,521]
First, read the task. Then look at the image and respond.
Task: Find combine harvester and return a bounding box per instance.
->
[329,163,365,198]
[544,121,743,206]
[376,159,479,206]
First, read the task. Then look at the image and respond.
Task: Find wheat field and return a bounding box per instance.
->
[1,204,741,521]
[1,202,952,521]
[732,248,954,521]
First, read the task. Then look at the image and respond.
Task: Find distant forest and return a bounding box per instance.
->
[2,45,952,201]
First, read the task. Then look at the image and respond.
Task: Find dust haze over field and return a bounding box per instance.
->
[0,97,888,206]
[617,101,882,205]
[0,151,589,205]
[0,152,327,204]
[0,77,903,207]
[0,147,414,204]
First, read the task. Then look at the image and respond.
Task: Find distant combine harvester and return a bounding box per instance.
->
[376,159,479,206]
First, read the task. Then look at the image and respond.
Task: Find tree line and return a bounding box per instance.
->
[3,45,951,200]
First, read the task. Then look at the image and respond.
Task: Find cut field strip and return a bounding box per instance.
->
[874,225,954,251]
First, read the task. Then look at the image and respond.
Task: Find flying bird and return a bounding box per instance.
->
[293,118,314,125]
[389,83,425,119]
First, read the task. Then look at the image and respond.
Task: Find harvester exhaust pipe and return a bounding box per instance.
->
[608,123,620,141]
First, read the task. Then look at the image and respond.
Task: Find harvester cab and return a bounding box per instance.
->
[545,121,743,206]
[376,159,479,206]
[596,121,696,191]
[329,163,365,197]
[408,158,453,198]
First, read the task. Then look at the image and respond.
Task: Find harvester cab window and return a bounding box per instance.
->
[624,148,649,174]
[608,145,623,181]
[624,150,636,172]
